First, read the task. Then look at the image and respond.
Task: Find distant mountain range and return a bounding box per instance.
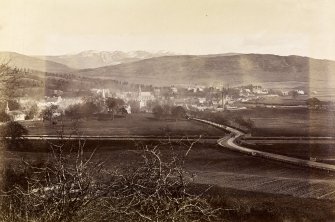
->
[1,51,335,88]
[35,50,175,69]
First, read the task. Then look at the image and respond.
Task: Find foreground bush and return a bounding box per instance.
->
[0,121,28,149]
[0,139,220,222]
[96,146,218,221]
[0,140,105,222]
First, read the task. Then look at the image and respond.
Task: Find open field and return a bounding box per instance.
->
[203,185,335,222]
[238,107,335,163]
[234,108,335,137]
[4,143,335,199]
[3,142,335,221]
[5,108,335,221]
[20,113,225,137]
[20,109,335,137]
[240,140,335,164]
[249,95,310,106]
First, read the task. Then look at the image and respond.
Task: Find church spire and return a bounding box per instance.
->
[5,101,9,114]
[138,85,142,96]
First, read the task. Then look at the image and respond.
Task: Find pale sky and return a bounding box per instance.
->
[0,0,335,59]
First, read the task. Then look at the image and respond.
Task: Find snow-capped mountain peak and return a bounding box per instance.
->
[44,50,175,69]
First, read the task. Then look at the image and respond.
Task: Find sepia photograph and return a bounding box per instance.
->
[0,0,335,221]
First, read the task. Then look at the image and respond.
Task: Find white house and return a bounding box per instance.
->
[41,96,62,107]
[138,91,155,108]
[281,90,289,96]
[198,97,206,104]
[296,90,305,95]
[170,87,178,93]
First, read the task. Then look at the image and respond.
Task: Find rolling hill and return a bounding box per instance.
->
[75,54,335,88]
[0,51,74,73]
[2,51,335,90]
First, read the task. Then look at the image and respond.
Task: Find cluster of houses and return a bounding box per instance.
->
[1,83,309,122]
[2,96,80,121]
[92,86,154,111]
[92,84,307,112]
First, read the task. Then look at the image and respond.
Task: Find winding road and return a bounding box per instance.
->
[191,118,335,172]
[189,118,335,200]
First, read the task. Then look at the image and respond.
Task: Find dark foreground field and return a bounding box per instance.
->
[4,110,335,221]
[202,185,335,222]
[2,140,335,221]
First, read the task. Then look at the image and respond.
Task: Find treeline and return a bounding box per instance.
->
[40,95,131,122]
[152,105,187,120]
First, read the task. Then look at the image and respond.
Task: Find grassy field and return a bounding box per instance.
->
[232,108,335,163]
[20,109,335,137]
[250,95,310,105]
[204,185,335,222]
[240,140,335,164]
[235,108,335,137]
[20,113,224,137]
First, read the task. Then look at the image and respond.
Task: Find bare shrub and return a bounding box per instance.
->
[94,145,219,222]
[0,138,220,222]
[0,139,106,222]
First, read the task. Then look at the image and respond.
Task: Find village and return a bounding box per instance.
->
[0,83,308,122]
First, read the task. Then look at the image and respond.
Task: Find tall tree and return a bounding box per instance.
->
[128,100,140,113]
[291,90,299,99]
[306,97,322,109]
[81,101,100,117]
[152,105,164,119]
[171,106,187,121]
[25,103,38,120]
[105,97,125,119]
[41,105,59,122]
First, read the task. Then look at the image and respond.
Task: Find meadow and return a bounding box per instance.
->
[237,108,335,137]
[21,113,224,137]
[240,140,335,164]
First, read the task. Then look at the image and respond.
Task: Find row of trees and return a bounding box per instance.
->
[152,105,187,120]
[64,102,100,120]
[40,96,130,122]
[105,97,126,119]
[306,97,325,110]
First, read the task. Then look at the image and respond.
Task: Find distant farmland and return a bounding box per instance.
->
[239,140,335,165]
[21,113,225,137]
[237,108,335,137]
[21,109,335,137]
